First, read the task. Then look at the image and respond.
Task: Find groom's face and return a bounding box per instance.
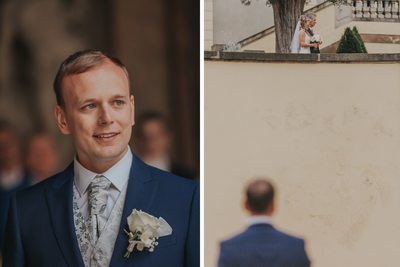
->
[310,18,316,28]
[55,59,135,172]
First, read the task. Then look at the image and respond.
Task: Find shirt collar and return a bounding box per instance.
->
[74,147,133,196]
[247,215,272,226]
[0,166,24,190]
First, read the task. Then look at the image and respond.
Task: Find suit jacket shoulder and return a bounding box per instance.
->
[218,224,310,267]
[146,163,198,192]
[12,163,73,211]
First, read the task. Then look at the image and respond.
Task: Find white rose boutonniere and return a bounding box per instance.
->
[124,209,172,258]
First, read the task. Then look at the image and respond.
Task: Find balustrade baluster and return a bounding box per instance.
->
[350,0,400,20]
[355,0,363,18]
[362,0,371,17]
[370,1,378,18]
[351,0,356,17]
[392,0,399,18]
[384,0,392,18]
[377,0,385,18]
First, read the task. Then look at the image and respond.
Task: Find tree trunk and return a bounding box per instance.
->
[271,0,306,53]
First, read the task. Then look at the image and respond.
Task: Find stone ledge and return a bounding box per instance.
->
[354,18,400,23]
[204,51,218,58]
[204,51,400,63]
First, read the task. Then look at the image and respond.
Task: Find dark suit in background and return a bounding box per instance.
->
[218,223,310,267]
[0,174,31,252]
[307,28,320,54]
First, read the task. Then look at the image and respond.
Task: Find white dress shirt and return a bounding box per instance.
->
[0,166,24,189]
[247,215,272,226]
[144,154,171,172]
[73,147,132,222]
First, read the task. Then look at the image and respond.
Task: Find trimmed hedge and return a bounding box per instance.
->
[336,27,367,53]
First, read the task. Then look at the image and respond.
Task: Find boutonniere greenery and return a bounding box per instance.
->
[124,209,172,258]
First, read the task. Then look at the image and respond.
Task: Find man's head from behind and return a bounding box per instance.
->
[245,179,275,216]
[53,50,135,173]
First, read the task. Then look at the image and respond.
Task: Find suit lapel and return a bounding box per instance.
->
[45,164,85,267]
[110,155,158,266]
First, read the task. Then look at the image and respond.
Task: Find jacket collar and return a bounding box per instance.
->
[46,154,158,266]
[110,154,158,265]
[45,163,85,267]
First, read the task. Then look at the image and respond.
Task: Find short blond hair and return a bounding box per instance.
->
[53,50,130,107]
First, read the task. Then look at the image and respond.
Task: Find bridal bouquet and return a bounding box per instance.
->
[124,209,172,258]
[311,34,322,43]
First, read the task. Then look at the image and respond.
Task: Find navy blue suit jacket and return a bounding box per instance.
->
[3,154,199,267]
[218,224,310,267]
[0,174,31,251]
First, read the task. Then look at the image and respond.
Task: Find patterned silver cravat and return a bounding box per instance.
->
[88,175,111,245]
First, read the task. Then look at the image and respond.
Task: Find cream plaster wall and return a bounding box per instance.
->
[213,0,273,45]
[205,60,400,267]
[205,0,213,50]
[366,43,400,53]
[242,4,400,53]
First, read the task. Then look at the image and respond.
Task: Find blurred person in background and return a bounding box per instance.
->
[135,112,196,180]
[217,178,310,267]
[25,131,60,183]
[0,120,32,259]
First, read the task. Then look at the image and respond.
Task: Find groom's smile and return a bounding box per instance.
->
[55,59,135,173]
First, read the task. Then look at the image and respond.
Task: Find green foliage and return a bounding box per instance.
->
[352,26,367,53]
[336,27,367,53]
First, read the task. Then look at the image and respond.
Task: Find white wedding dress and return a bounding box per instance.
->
[299,30,311,54]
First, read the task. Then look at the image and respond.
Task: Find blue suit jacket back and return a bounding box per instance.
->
[3,154,199,267]
[218,224,310,267]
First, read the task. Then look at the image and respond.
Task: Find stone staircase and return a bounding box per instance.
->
[224,0,400,53]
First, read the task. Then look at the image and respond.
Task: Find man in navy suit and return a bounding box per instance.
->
[217,179,310,267]
[3,50,199,267]
[0,121,32,255]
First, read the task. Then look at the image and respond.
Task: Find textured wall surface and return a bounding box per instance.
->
[204,0,214,50]
[213,0,273,44]
[205,60,400,267]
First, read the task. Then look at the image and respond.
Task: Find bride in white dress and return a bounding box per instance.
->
[290,15,319,54]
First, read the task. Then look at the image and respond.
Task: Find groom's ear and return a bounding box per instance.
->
[244,199,251,213]
[54,105,71,135]
[267,199,275,216]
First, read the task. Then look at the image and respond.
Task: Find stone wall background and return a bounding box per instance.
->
[205,59,400,267]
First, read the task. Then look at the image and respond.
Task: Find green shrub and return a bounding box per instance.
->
[352,26,367,53]
[336,27,365,53]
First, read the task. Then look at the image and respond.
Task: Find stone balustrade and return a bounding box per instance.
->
[352,0,400,19]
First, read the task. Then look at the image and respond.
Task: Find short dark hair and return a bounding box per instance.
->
[135,111,171,137]
[0,119,13,132]
[53,49,130,107]
[246,179,275,213]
